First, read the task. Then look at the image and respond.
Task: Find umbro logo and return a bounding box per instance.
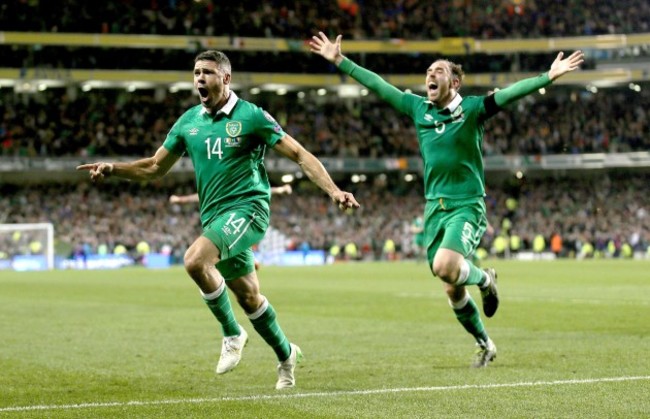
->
[424,114,433,121]
[189,128,199,135]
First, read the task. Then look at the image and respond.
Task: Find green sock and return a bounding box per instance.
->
[458,259,487,287]
[249,298,291,362]
[452,296,489,343]
[203,285,240,337]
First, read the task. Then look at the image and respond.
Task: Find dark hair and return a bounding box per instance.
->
[194,50,232,74]
[447,60,465,83]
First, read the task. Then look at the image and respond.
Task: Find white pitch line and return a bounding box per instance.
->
[2,375,649,413]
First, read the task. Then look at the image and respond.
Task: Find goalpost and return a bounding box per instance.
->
[0,223,55,270]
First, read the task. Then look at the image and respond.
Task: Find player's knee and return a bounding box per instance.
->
[432,260,456,284]
[183,248,204,278]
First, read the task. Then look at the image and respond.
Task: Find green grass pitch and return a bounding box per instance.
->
[1,260,649,418]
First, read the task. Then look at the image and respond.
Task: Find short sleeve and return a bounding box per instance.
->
[162,117,187,156]
[254,107,286,147]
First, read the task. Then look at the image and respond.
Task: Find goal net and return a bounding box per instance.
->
[0,223,55,271]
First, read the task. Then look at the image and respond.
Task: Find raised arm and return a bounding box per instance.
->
[273,133,359,210]
[309,32,405,110]
[76,146,180,182]
[494,50,584,108]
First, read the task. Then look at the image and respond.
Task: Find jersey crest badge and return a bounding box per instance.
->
[451,105,465,123]
[225,121,242,137]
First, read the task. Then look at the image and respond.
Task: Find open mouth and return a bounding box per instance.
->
[198,87,209,99]
[428,82,438,93]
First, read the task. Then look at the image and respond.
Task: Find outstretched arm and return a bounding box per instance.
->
[273,133,359,210]
[76,146,180,182]
[309,31,405,110]
[169,193,199,204]
[271,184,292,195]
[494,50,584,107]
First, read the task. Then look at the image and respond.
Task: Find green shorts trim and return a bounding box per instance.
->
[424,197,488,263]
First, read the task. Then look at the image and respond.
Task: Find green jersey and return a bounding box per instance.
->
[339,58,551,200]
[163,92,285,227]
[402,93,490,199]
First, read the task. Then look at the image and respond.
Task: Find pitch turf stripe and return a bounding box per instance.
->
[2,375,649,412]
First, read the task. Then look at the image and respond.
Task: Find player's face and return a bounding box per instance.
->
[194,60,230,111]
[425,61,456,106]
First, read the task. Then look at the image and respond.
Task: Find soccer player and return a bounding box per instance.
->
[77,50,360,389]
[310,32,583,367]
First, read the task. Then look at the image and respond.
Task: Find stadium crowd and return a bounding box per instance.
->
[1,173,648,263]
[1,0,648,265]
[1,85,648,158]
[2,0,649,39]
[1,0,642,74]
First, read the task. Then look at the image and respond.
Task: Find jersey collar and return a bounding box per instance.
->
[445,93,463,113]
[425,93,463,113]
[200,91,239,116]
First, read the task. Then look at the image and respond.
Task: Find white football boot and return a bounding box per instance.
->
[216,326,248,375]
[275,343,303,389]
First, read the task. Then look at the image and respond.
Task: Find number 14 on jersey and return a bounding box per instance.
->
[205,137,223,159]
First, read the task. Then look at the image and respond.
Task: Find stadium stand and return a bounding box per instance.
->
[1,173,648,262]
[2,0,648,38]
[1,86,648,158]
[0,1,648,267]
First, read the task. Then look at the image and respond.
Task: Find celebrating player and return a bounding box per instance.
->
[77,50,359,389]
[310,32,583,367]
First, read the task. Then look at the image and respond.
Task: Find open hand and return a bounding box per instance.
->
[309,32,344,65]
[548,50,584,81]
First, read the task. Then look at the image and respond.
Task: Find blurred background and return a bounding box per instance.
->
[0,0,648,270]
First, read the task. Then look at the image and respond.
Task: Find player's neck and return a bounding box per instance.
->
[204,91,231,115]
[435,90,457,110]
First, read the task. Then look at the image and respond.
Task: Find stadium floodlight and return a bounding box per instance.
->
[0,223,55,270]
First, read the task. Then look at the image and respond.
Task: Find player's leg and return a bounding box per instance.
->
[424,199,497,367]
[443,282,496,367]
[431,200,499,317]
[183,236,245,374]
[198,206,269,375]
[184,236,240,337]
[225,251,302,389]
